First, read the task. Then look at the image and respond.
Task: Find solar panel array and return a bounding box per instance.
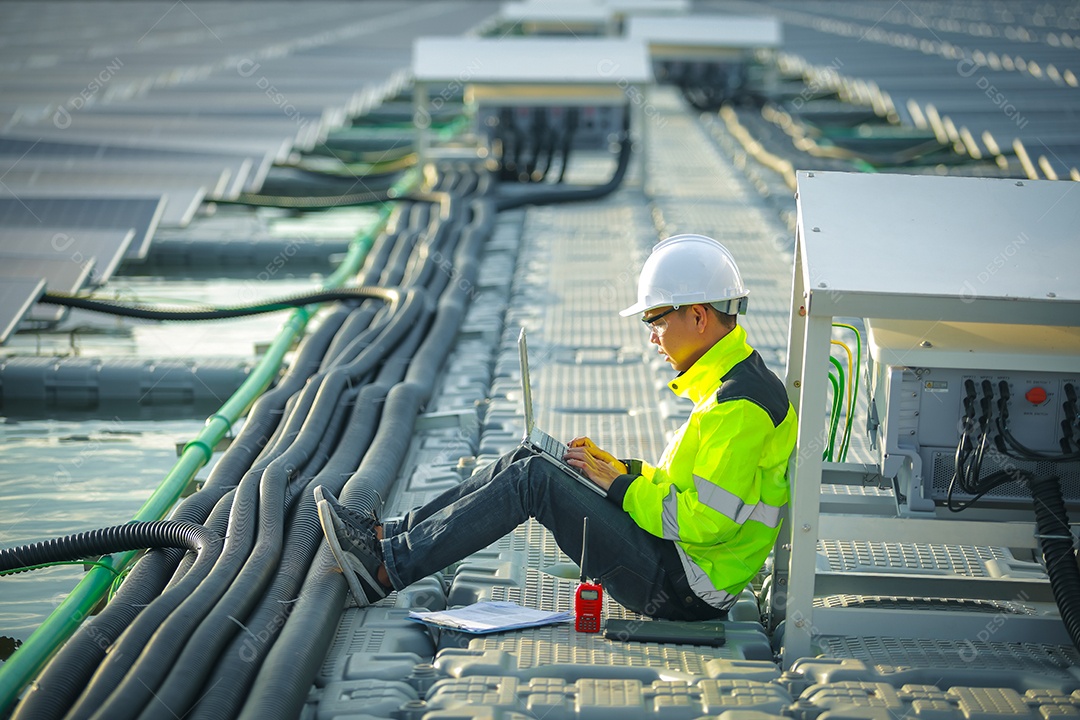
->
[0,2,491,343]
[713,0,1080,179]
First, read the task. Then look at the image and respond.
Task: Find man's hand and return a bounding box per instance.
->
[564,437,627,490]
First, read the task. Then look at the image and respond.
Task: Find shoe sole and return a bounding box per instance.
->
[317,497,378,607]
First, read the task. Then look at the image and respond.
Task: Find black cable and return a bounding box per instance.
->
[105,187,458,719]
[558,107,578,184]
[535,122,557,183]
[497,107,517,182]
[1028,474,1080,652]
[948,468,1030,512]
[523,107,543,181]
[1061,383,1078,454]
[496,132,632,212]
[208,187,396,209]
[0,522,218,574]
[38,286,401,322]
[510,110,527,181]
[59,287,408,719]
[946,422,973,511]
[185,381,392,720]
[10,165,492,719]
[235,196,496,720]
[996,416,1080,463]
[83,291,424,720]
[949,380,1080,512]
[9,308,353,720]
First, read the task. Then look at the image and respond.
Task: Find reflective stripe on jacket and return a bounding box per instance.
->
[608,324,797,610]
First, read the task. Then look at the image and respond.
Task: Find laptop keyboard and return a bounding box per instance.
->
[532,429,568,461]
[528,428,603,493]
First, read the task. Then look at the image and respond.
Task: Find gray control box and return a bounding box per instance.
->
[867,319,1080,511]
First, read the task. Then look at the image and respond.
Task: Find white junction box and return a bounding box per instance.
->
[411,37,652,160]
[626,15,781,104]
[498,2,614,36]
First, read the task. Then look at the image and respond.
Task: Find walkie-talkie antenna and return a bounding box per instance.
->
[580,516,589,582]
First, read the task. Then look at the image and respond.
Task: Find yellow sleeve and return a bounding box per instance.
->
[622,400,772,544]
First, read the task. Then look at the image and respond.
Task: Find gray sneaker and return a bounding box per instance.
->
[314,485,387,606]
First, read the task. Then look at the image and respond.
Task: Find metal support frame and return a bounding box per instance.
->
[773,171,1080,667]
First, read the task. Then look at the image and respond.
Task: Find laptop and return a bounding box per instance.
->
[518,328,607,497]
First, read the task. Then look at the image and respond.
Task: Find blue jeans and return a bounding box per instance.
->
[380,446,726,621]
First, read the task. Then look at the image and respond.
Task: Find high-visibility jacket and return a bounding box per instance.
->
[607,325,797,610]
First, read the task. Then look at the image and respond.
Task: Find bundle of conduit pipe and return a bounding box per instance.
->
[0,126,635,720]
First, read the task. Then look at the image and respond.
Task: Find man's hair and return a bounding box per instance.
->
[706,303,738,329]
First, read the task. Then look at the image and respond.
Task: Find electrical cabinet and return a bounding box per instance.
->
[411,38,651,169]
[626,15,781,105]
[778,170,1080,668]
[867,319,1080,512]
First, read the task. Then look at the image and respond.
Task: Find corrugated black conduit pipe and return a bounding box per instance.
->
[1028,474,1080,652]
[191,325,427,720]
[0,523,219,576]
[13,215,423,719]
[495,134,631,212]
[8,307,352,720]
[113,209,438,720]
[64,363,341,720]
[152,195,459,720]
[65,315,351,714]
[185,192,458,718]
[62,293,399,719]
[81,289,419,720]
[59,229,419,716]
[237,194,494,720]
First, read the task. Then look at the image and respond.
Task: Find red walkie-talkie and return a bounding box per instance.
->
[574,517,603,633]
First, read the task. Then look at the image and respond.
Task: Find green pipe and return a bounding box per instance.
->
[0,170,417,712]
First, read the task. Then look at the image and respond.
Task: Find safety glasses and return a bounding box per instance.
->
[641,306,681,336]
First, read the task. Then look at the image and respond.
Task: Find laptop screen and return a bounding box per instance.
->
[517,327,535,435]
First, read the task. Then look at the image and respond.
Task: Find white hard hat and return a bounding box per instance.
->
[619,234,749,317]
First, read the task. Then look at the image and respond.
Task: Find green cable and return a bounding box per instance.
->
[288,153,417,177]
[0,560,121,579]
[108,565,133,602]
[0,169,419,714]
[824,371,840,461]
[832,323,863,461]
[434,114,472,140]
[852,158,878,173]
[827,357,846,461]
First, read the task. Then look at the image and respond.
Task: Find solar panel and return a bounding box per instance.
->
[0,254,97,323]
[0,157,251,201]
[0,136,267,193]
[0,197,165,260]
[5,122,300,162]
[0,181,209,228]
[0,276,45,345]
[0,228,133,285]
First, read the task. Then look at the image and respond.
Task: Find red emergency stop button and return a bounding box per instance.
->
[1025,387,1048,405]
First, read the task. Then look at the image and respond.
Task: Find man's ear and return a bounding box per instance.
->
[692,304,709,332]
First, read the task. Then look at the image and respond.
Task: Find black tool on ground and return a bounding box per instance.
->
[604,619,727,646]
[574,516,603,633]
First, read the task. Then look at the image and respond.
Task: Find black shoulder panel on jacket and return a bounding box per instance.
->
[715,350,790,428]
